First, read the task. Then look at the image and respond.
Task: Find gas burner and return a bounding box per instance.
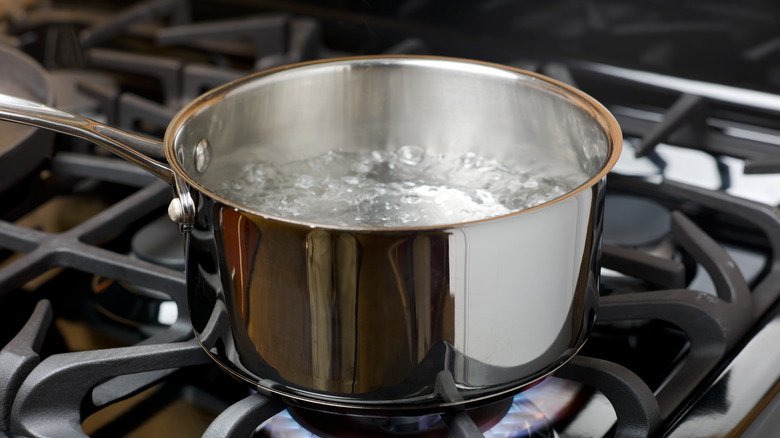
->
[256,378,586,437]
[286,399,513,438]
[603,194,671,249]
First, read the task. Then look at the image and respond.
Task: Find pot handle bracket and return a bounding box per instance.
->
[169,174,196,233]
[0,93,196,232]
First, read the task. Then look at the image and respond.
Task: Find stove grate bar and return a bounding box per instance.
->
[10,339,211,438]
[80,0,191,49]
[87,48,184,107]
[279,18,322,68]
[50,152,157,188]
[556,355,661,438]
[181,64,244,104]
[201,393,286,438]
[76,81,121,126]
[634,94,706,158]
[381,37,428,56]
[117,93,178,135]
[599,211,754,420]
[0,178,184,296]
[602,244,687,289]
[0,300,52,431]
[540,62,577,88]
[156,14,290,61]
[658,179,780,317]
[433,370,485,437]
[441,411,484,438]
[744,154,780,174]
[614,112,780,161]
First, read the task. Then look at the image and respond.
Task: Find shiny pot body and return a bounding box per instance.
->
[0,56,621,414]
[170,57,620,413]
[187,180,604,413]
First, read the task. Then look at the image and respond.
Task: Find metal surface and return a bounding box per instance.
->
[571,60,780,115]
[190,184,603,413]
[173,57,622,412]
[0,94,172,182]
[167,56,619,218]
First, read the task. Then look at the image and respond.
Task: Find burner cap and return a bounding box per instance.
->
[603,194,670,248]
[131,215,185,271]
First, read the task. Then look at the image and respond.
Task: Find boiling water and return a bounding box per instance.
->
[214,146,576,227]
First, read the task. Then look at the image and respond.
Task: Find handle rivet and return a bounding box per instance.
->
[168,198,183,224]
[194,139,211,173]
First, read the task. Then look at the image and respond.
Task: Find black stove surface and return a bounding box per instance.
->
[3,1,780,437]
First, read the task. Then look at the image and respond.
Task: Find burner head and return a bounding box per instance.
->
[285,397,513,437]
[603,194,671,248]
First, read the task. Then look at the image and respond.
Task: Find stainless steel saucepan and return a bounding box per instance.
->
[0,56,621,414]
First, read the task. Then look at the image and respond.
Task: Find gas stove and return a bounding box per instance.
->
[3,1,780,437]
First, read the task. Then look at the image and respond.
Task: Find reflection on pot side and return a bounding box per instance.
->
[189,180,602,411]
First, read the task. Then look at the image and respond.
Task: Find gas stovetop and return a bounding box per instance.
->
[3,1,780,437]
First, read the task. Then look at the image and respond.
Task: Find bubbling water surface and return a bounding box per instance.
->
[215,145,576,227]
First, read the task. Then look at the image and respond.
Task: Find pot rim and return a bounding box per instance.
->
[164,55,623,231]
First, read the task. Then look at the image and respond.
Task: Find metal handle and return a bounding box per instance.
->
[0,93,174,183]
[0,93,195,231]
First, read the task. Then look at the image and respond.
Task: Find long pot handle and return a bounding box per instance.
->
[0,93,173,182]
[0,93,196,231]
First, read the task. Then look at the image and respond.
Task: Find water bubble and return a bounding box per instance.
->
[461,152,477,168]
[397,145,425,165]
[399,212,421,224]
[351,161,372,174]
[473,190,493,205]
[295,175,314,189]
[402,194,421,204]
[496,165,514,174]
